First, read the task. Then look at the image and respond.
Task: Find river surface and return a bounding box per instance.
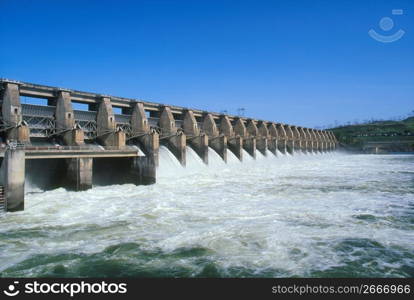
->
[0,149,413,277]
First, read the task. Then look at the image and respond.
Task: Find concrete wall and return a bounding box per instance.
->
[66,157,93,190]
[96,97,125,147]
[2,148,25,211]
[256,121,269,156]
[55,91,85,146]
[203,114,227,162]
[1,83,30,143]
[221,116,243,161]
[183,110,208,164]
[131,102,150,135]
[284,125,295,154]
[159,106,186,166]
[276,124,287,154]
[267,123,278,155]
[1,79,336,158]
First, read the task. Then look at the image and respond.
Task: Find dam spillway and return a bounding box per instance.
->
[0,79,338,212]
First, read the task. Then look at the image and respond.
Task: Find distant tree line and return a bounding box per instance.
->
[315,110,414,130]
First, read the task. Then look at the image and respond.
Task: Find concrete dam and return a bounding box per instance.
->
[0,79,337,212]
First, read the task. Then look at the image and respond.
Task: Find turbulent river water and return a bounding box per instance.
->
[0,148,413,277]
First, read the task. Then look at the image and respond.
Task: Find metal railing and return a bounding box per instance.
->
[21,104,55,117]
[73,109,97,121]
[22,145,139,151]
[114,114,131,124]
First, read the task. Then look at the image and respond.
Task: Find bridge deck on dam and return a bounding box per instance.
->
[0,145,142,159]
[0,78,338,212]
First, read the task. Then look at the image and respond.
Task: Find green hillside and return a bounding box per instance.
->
[330,117,414,150]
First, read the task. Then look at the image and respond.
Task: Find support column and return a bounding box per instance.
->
[183,110,208,164]
[325,131,330,151]
[203,113,227,162]
[233,118,251,160]
[284,125,294,154]
[324,131,331,151]
[267,122,278,155]
[129,102,158,184]
[1,83,30,143]
[327,131,333,150]
[316,130,324,152]
[189,134,208,164]
[135,131,159,184]
[326,132,332,151]
[235,119,255,159]
[298,127,307,153]
[55,91,84,145]
[329,131,337,150]
[256,121,268,156]
[310,129,319,152]
[292,126,301,152]
[66,157,92,191]
[221,115,242,161]
[330,131,337,150]
[159,106,186,166]
[305,128,313,152]
[96,97,125,147]
[131,102,150,134]
[276,123,287,154]
[244,137,256,159]
[228,135,243,161]
[168,133,186,166]
[2,147,25,211]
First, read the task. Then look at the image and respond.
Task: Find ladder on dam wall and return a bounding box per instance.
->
[0,186,5,212]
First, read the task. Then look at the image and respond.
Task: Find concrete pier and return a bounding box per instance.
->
[284,125,295,154]
[2,147,25,211]
[96,97,125,147]
[276,123,287,154]
[316,130,325,152]
[328,131,337,150]
[235,118,256,159]
[267,122,278,155]
[245,120,258,159]
[203,114,227,162]
[244,137,256,159]
[66,157,93,190]
[135,131,158,184]
[298,127,308,153]
[228,136,243,161]
[291,126,301,152]
[188,134,209,163]
[1,83,30,143]
[55,91,84,145]
[183,110,208,164]
[310,129,318,152]
[129,102,158,184]
[210,135,227,162]
[304,128,313,152]
[159,106,186,166]
[256,121,269,156]
[325,131,332,151]
[222,115,243,161]
[322,131,329,152]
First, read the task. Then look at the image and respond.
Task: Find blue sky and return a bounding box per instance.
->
[1,0,413,128]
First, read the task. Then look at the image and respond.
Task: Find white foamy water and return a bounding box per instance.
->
[0,152,413,277]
